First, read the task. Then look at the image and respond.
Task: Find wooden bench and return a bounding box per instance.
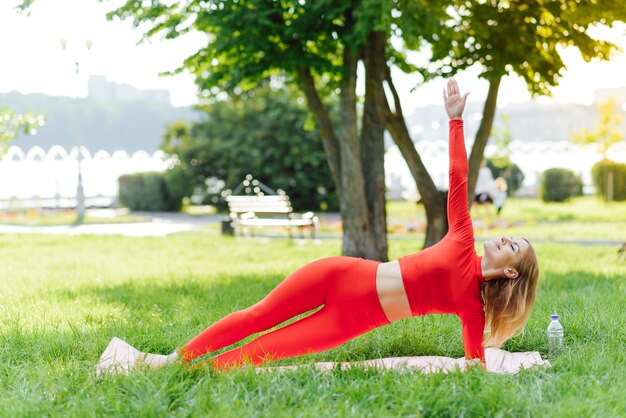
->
[225,194,319,238]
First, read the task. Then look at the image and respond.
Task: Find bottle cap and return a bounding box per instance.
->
[550,314,559,320]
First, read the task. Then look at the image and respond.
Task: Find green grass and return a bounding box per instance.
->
[499,196,626,222]
[0,233,624,417]
[387,196,626,223]
[486,221,626,242]
[386,197,626,243]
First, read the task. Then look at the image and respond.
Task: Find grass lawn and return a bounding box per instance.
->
[389,196,626,223]
[386,197,626,242]
[1,231,624,417]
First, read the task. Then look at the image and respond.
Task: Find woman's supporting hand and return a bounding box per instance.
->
[443,78,469,120]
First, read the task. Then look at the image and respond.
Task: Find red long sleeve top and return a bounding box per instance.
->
[398,119,486,363]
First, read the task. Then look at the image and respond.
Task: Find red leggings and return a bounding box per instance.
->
[181,256,390,370]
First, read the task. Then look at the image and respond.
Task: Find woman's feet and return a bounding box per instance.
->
[96,337,179,377]
[96,337,142,377]
[140,351,180,368]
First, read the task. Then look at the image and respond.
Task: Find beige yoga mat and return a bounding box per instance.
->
[96,337,550,377]
[259,348,551,375]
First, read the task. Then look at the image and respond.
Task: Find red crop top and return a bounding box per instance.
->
[398,119,486,363]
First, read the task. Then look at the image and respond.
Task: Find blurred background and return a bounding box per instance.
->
[1,0,625,249]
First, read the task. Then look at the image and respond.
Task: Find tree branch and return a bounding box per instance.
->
[468,76,502,200]
[385,67,403,119]
[296,67,342,193]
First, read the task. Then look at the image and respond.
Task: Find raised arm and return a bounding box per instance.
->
[443,78,469,121]
[443,79,472,237]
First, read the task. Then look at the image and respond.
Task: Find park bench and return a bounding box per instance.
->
[224,192,319,238]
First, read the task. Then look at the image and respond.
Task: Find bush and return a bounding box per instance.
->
[591,159,626,201]
[540,168,583,202]
[162,86,339,212]
[118,171,188,211]
[163,164,195,208]
[486,159,525,196]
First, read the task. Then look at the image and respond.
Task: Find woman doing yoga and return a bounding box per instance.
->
[103,79,539,372]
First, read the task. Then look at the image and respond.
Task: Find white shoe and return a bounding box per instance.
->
[95,337,142,378]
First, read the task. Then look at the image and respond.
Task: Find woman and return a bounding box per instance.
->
[102,79,539,372]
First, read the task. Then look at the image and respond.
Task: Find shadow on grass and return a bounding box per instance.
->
[53,272,283,317]
[27,272,460,364]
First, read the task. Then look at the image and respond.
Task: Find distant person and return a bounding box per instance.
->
[473,160,495,228]
[493,177,508,226]
[97,79,540,375]
[493,177,508,227]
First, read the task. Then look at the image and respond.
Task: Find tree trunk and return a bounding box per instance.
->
[296,68,342,195]
[468,76,502,200]
[384,70,448,248]
[337,46,378,258]
[361,31,388,261]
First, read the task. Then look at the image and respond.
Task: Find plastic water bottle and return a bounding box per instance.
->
[547,314,564,355]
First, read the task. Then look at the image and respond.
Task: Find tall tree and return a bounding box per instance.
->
[106,0,394,259]
[19,0,625,250]
[421,0,626,204]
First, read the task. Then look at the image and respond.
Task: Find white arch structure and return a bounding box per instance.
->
[2,141,625,209]
[0,146,171,209]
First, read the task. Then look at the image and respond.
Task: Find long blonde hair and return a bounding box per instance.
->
[483,240,539,348]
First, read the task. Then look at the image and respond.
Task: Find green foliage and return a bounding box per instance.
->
[426,1,626,95]
[540,168,583,203]
[591,159,626,201]
[161,120,194,156]
[106,0,353,96]
[572,99,624,159]
[118,171,188,212]
[163,86,338,211]
[101,0,449,99]
[486,159,524,197]
[164,163,196,207]
[0,105,44,155]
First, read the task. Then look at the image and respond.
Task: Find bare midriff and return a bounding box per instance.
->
[375,260,412,322]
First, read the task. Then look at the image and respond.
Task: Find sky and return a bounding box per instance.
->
[1,0,626,108]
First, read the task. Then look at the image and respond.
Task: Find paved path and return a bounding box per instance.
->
[0,211,222,237]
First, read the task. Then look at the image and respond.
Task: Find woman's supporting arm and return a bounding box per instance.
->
[461,312,486,367]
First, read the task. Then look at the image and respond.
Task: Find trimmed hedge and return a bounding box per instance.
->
[591,159,626,201]
[540,168,583,202]
[118,170,189,212]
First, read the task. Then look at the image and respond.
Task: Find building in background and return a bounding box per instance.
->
[2,84,625,208]
[88,75,171,104]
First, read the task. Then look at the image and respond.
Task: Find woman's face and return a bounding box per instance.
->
[483,237,530,278]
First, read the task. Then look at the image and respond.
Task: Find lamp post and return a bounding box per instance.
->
[60,38,92,223]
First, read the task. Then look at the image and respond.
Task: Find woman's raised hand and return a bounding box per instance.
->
[443,78,469,120]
